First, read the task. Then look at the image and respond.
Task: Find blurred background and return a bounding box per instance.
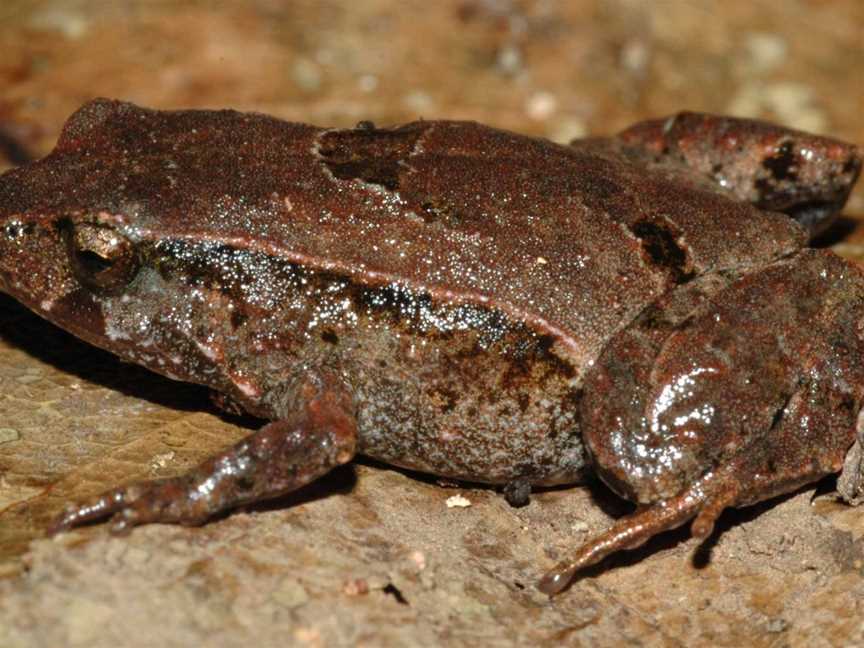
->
[1,1,862,160]
[0,2,862,646]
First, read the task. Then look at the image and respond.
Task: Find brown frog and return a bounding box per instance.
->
[0,100,861,596]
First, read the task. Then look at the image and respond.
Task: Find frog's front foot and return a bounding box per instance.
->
[50,476,212,534]
[50,370,358,535]
[837,409,864,505]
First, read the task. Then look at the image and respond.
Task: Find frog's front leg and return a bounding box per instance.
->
[50,370,357,534]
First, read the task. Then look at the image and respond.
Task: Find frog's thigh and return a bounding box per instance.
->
[538,422,848,596]
[51,369,357,533]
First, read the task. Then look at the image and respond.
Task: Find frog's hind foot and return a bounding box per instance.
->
[537,485,703,596]
[49,370,357,535]
[537,469,747,597]
[537,432,845,598]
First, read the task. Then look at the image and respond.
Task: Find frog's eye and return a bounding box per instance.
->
[68,223,139,294]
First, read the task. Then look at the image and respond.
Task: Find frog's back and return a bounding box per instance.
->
[7,99,807,367]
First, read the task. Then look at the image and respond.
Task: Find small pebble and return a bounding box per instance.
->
[342,578,370,596]
[409,550,427,571]
[446,494,472,508]
[526,91,557,121]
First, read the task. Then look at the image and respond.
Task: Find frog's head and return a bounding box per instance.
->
[0,201,135,338]
[0,100,242,389]
[0,101,146,339]
[0,180,223,386]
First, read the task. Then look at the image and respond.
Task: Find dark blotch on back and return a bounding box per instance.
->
[630,219,695,284]
[763,141,798,181]
[317,123,428,190]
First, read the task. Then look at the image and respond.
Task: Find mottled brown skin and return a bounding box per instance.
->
[0,100,861,596]
[574,111,861,236]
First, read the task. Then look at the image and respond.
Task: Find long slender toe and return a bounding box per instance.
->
[48,488,129,535]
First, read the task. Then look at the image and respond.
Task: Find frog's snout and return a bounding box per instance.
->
[0,209,72,311]
[0,217,29,294]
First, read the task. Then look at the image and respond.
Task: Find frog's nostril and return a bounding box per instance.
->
[1,218,32,241]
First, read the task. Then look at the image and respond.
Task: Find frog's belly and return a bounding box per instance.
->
[350,360,589,486]
[332,310,590,486]
[220,271,591,485]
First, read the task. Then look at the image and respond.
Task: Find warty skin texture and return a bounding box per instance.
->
[0,99,861,595]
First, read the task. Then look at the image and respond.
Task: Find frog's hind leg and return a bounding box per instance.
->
[538,444,840,597]
[537,477,711,596]
[50,370,357,534]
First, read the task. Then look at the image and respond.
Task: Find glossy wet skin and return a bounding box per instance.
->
[583,250,864,502]
[0,100,861,596]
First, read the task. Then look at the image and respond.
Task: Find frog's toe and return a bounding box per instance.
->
[48,476,212,535]
[837,408,864,505]
[689,479,741,540]
[49,485,138,535]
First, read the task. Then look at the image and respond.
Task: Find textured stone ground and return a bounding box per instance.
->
[0,2,862,646]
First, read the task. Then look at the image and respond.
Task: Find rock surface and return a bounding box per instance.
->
[0,1,862,646]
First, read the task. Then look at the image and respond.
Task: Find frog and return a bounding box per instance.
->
[0,99,860,596]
